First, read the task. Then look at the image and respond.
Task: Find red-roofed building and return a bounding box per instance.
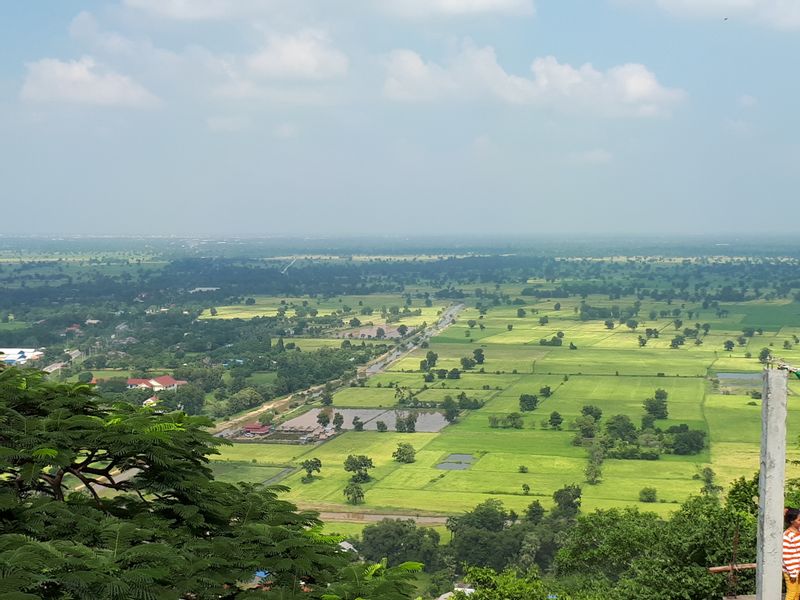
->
[127,375,188,392]
[242,423,272,436]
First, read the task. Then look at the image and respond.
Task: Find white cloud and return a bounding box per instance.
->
[126,0,533,20]
[246,30,349,80]
[69,11,184,70]
[21,56,160,108]
[123,0,281,20]
[383,50,457,101]
[569,149,614,165]
[381,0,534,17]
[68,13,342,106]
[622,0,800,30]
[384,43,685,117]
[210,29,349,103]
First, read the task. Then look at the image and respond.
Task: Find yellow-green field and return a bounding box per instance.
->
[197,295,448,335]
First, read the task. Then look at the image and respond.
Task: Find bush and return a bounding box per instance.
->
[639,487,658,503]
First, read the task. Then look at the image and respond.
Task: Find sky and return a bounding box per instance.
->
[0,0,798,237]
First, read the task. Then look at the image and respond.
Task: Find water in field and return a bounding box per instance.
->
[436,453,475,470]
[436,462,471,470]
[368,410,449,433]
[443,454,475,463]
[280,408,449,433]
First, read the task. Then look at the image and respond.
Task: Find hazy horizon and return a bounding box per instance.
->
[1,1,797,236]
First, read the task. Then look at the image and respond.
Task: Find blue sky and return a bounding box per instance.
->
[1,0,798,236]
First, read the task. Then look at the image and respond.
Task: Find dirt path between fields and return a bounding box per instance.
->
[316,511,449,526]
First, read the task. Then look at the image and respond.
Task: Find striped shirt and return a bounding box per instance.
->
[784,529,800,575]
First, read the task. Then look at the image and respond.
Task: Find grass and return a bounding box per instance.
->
[211,462,290,484]
[333,387,399,407]
[247,371,278,386]
[215,443,314,465]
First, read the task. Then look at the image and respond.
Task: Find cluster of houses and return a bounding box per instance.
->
[124,375,189,408]
[60,319,101,338]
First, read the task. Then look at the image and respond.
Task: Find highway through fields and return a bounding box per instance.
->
[212,303,465,438]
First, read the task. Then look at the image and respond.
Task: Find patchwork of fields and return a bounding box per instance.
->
[212,296,800,518]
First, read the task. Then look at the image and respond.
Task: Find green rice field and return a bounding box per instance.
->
[211,295,800,518]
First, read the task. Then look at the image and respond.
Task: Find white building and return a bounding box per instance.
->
[0,348,44,366]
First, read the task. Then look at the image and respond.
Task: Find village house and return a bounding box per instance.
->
[240,423,272,437]
[126,375,188,392]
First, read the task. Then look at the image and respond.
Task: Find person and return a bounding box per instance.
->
[785,508,800,600]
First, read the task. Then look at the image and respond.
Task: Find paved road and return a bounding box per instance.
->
[365,302,464,376]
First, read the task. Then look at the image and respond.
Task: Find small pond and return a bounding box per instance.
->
[436,453,475,470]
[436,462,471,470]
[442,453,475,463]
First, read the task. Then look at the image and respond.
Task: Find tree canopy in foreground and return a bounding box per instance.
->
[0,366,418,599]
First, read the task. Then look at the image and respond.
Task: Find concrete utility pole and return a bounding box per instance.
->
[756,367,788,600]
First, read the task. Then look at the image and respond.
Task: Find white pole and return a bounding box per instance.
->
[756,368,788,600]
